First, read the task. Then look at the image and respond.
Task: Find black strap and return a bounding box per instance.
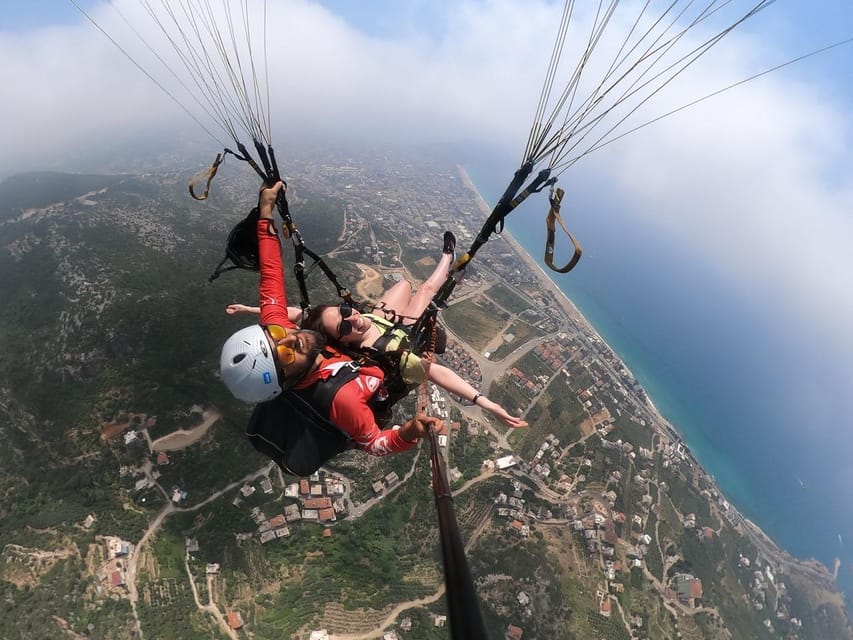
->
[408,162,555,353]
[207,259,241,283]
[292,240,355,319]
[203,138,360,320]
[208,207,261,282]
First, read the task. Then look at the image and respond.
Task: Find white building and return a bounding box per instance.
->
[496,455,517,470]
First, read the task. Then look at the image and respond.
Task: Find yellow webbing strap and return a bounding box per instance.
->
[545,187,582,273]
[188,152,224,201]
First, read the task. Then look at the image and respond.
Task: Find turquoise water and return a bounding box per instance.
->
[464,160,853,601]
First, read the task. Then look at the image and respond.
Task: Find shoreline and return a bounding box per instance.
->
[456,164,677,431]
[455,164,838,584]
[456,165,587,326]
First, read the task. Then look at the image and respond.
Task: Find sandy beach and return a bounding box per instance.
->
[457,165,587,325]
[457,164,672,424]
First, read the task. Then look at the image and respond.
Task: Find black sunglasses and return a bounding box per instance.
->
[337,304,355,338]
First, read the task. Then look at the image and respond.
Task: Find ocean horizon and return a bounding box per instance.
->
[462,160,853,605]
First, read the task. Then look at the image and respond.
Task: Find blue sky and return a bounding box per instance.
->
[10,1,853,48]
[1,1,99,30]
[9,2,851,121]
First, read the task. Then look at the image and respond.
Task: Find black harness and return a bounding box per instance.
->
[209,207,261,281]
[246,361,365,476]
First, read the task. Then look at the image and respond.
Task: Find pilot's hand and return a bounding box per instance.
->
[399,414,444,442]
[258,181,285,217]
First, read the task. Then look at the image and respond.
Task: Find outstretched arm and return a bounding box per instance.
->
[225,303,260,315]
[427,363,528,428]
[225,303,302,323]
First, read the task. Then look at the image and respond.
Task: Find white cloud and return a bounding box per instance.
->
[2,0,851,362]
[2,1,534,169]
[600,39,853,361]
[258,0,553,149]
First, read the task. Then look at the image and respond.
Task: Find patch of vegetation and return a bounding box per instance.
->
[606,409,654,449]
[586,609,631,640]
[487,319,543,361]
[0,553,139,640]
[645,511,664,581]
[442,296,509,351]
[506,370,586,460]
[663,468,712,523]
[449,425,493,484]
[484,282,531,315]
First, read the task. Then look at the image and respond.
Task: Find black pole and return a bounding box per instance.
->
[427,428,489,640]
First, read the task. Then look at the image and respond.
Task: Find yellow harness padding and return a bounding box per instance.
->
[363,313,428,385]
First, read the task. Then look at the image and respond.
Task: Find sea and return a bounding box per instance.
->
[463,157,853,604]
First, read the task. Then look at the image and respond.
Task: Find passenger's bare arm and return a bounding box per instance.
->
[427,363,528,428]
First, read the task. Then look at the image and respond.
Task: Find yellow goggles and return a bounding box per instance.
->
[265,324,296,366]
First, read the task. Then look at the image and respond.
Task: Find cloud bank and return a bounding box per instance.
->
[2,0,852,368]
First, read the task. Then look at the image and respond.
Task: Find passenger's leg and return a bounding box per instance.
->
[402,232,456,322]
[376,280,413,321]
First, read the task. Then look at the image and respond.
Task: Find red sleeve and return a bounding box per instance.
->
[329,381,416,456]
[257,218,296,329]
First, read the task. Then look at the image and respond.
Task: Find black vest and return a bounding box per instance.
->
[246,361,362,477]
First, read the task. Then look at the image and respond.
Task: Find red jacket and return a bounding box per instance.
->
[256,218,415,456]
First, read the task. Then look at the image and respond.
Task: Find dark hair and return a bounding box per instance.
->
[301,304,334,335]
[280,329,327,390]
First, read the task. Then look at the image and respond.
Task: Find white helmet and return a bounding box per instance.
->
[220,325,281,404]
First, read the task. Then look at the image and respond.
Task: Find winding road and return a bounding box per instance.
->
[125,463,275,638]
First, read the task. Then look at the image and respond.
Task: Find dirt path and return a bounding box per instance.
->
[126,463,274,639]
[151,409,221,452]
[330,462,498,639]
[328,587,447,640]
[353,263,385,301]
[184,553,237,639]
